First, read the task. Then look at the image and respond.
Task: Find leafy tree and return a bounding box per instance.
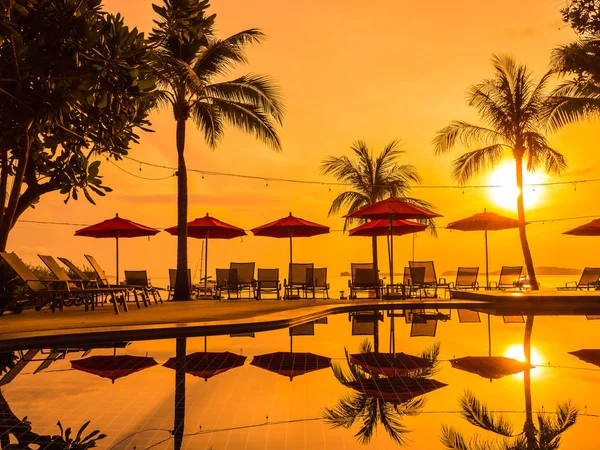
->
[433,55,568,290]
[0,0,156,250]
[323,339,440,445]
[562,0,600,35]
[149,0,284,300]
[320,140,433,276]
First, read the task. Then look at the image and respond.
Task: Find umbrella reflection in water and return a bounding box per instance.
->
[70,355,158,384]
[449,355,533,380]
[163,351,246,381]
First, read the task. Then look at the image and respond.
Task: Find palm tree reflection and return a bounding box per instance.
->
[323,340,441,445]
[441,316,579,449]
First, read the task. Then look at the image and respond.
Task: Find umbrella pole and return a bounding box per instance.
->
[289,230,293,293]
[204,235,209,295]
[389,217,394,285]
[290,334,293,353]
[484,229,489,288]
[115,234,119,285]
[487,314,492,357]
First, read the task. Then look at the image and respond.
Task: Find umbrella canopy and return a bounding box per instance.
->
[250,352,331,380]
[348,219,427,237]
[71,355,158,383]
[165,214,246,292]
[251,213,329,286]
[449,356,533,379]
[163,351,246,380]
[446,209,526,287]
[75,214,159,283]
[568,349,600,367]
[345,198,440,284]
[564,219,600,236]
[346,378,447,403]
[350,352,432,377]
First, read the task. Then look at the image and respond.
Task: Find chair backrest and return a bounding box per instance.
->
[124,270,149,287]
[84,255,111,287]
[257,268,279,289]
[408,266,426,285]
[456,267,479,288]
[169,269,192,287]
[409,261,436,284]
[289,322,315,336]
[0,252,48,292]
[351,263,373,282]
[457,309,481,323]
[230,262,255,284]
[58,257,91,281]
[312,268,327,287]
[354,267,377,287]
[498,266,523,286]
[410,318,438,337]
[403,267,411,284]
[503,315,525,323]
[288,263,313,285]
[579,267,600,287]
[215,268,231,288]
[38,255,78,289]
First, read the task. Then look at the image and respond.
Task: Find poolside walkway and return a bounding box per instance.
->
[0,298,475,350]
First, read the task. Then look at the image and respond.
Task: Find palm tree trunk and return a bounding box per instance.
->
[515,157,539,290]
[523,315,535,449]
[173,116,190,300]
[173,337,186,450]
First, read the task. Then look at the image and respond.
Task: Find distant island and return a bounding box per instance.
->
[441,266,580,276]
[340,271,351,276]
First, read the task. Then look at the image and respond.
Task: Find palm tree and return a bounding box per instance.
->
[323,339,440,445]
[149,0,284,300]
[321,140,433,276]
[441,316,578,450]
[433,55,567,290]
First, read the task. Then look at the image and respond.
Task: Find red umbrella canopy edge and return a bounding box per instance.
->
[564,219,600,236]
[71,355,158,382]
[165,213,247,239]
[250,352,332,379]
[349,219,427,237]
[344,197,441,221]
[251,213,330,238]
[447,209,526,231]
[75,214,160,238]
[163,352,247,379]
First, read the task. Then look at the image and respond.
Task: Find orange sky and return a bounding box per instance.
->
[9,0,600,284]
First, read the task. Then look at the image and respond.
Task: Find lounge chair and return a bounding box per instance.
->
[348,263,382,299]
[255,268,281,300]
[167,268,193,300]
[457,309,481,323]
[557,267,600,291]
[408,261,447,298]
[0,252,125,314]
[349,311,383,335]
[450,267,479,290]
[310,267,330,300]
[39,254,133,309]
[284,263,314,299]
[228,262,255,300]
[124,270,163,305]
[405,309,441,337]
[214,268,230,300]
[487,266,523,290]
[84,254,120,288]
[58,257,101,289]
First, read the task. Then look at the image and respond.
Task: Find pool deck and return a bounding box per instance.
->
[0,298,477,350]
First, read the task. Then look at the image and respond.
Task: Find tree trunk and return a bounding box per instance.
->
[371,235,378,277]
[173,337,186,450]
[515,157,539,290]
[0,149,8,234]
[173,116,190,300]
[523,315,536,449]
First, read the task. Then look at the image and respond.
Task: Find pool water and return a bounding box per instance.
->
[1,308,599,449]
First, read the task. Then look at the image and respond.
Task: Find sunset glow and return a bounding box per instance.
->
[504,343,543,366]
[487,161,548,211]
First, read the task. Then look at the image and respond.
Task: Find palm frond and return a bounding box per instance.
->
[190,101,224,147]
[524,132,567,175]
[379,401,410,445]
[409,342,441,378]
[440,425,470,450]
[322,393,367,429]
[459,391,515,437]
[433,121,506,154]
[356,397,379,444]
[451,145,505,184]
[537,401,578,447]
[546,79,600,131]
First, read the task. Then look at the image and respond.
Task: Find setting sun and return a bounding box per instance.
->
[487,161,547,211]
[504,344,543,366]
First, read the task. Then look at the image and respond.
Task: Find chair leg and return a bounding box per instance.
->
[121,293,128,312]
[132,290,142,309]
[111,293,119,315]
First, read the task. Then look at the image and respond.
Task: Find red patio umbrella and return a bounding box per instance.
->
[163,351,246,381]
[75,214,159,284]
[251,213,329,283]
[345,198,440,284]
[346,377,447,403]
[564,219,600,237]
[568,349,600,368]
[165,214,246,293]
[350,352,432,377]
[250,352,331,381]
[71,355,158,383]
[446,209,526,287]
[449,356,533,380]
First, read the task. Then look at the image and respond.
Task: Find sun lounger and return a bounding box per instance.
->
[58,257,100,289]
[349,311,383,335]
[284,263,314,299]
[124,270,163,305]
[310,267,330,299]
[557,267,600,291]
[255,268,281,300]
[348,263,382,299]
[0,252,126,314]
[167,268,193,300]
[84,254,120,288]
[214,268,230,300]
[39,254,132,309]
[408,261,446,298]
[487,266,523,290]
[450,267,479,290]
[228,262,255,300]
[457,309,481,323]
